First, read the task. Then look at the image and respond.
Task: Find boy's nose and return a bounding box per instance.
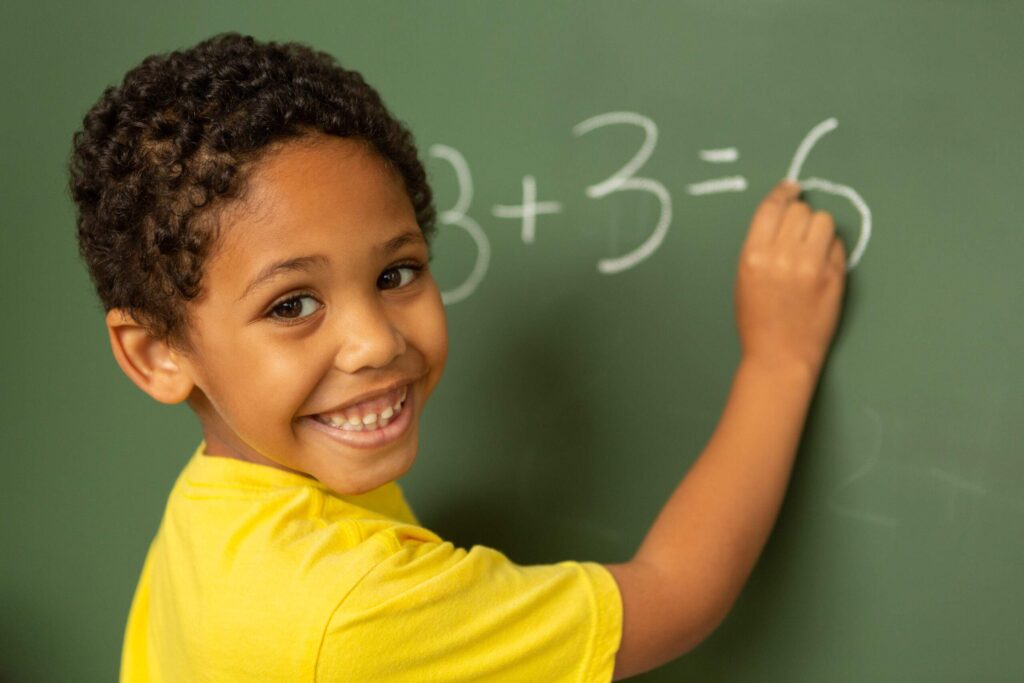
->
[331,302,407,373]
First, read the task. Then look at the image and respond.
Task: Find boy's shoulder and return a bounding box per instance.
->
[125,442,442,675]
[168,440,436,566]
[126,441,622,682]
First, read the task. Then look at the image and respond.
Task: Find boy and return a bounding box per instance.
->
[69,33,846,681]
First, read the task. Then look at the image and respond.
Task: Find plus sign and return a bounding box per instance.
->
[491,175,563,244]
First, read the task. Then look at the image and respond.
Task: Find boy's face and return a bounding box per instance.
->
[173,135,448,494]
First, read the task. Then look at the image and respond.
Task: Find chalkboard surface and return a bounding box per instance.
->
[2,1,1022,681]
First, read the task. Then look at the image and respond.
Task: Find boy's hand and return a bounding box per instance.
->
[735,180,847,376]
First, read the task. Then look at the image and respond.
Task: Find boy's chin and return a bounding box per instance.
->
[315,450,417,497]
[296,418,419,496]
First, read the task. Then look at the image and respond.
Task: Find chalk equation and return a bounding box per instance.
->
[429,114,872,306]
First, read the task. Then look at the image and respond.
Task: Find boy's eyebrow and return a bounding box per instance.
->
[381,230,426,255]
[238,255,329,301]
[237,230,426,302]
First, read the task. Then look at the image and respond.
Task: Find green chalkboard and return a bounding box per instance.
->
[2,1,1022,681]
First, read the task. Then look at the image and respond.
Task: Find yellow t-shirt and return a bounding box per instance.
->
[121,441,622,682]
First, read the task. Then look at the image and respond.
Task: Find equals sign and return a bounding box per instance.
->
[686,147,748,195]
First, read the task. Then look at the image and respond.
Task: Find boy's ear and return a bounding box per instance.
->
[105,309,196,404]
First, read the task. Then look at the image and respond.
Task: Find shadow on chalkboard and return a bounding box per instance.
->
[680,316,855,672]
[426,274,861,676]
[1,588,66,682]
[657,274,858,675]
[424,299,613,565]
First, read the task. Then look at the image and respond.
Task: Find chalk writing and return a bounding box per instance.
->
[687,147,748,195]
[428,113,872,303]
[492,175,563,244]
[829,407,900,528]
[699,147,739,163]
[428,144,490,305]
[786,118,872,270]
[572,112,673,274]
[828,407,999,528]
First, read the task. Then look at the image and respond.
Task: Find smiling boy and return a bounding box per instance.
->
[70,33,846,681]
[123,135,449,495]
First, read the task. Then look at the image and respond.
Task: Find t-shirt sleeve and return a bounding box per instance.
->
[315,534,622,682]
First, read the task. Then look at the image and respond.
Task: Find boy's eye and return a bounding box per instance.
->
[378,264,423,290]
[268,294,321,322]
[265,265,422,324]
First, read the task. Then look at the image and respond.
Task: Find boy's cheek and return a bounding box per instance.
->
[414,279,449,370]
[428,301,450,381]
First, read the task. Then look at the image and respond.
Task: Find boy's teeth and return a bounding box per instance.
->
[319,385,407,431]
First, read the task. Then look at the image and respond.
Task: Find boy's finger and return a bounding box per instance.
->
[746,180,800,248]
[805,210,836,259]
[828,237,847,272]
[777,199,812,244]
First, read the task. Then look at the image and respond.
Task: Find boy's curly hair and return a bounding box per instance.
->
[68,32,435,352]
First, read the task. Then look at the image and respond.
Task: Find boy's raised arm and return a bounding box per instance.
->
[604,180,847,680]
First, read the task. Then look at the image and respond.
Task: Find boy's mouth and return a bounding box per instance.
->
[312,384,409,432]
